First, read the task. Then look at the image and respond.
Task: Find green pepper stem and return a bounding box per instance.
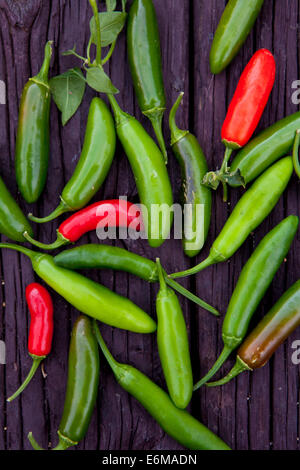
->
[0,243,40,262]
[156,258,167,293]
[92,320,121,376]
[193,345,233,390]
[292,129,300,179]
[206,356,251,387]
[145,108,168,164]
[23,231,68,251]
[164,276,219,316]
[35,41,53,84]
[169,92,189,146]
[7,356,45,402]
[168,252,217,279]
[107,94,129,126]
[52,431,77,450]
[28,200,71,224]
[102,40,116,65]
[89,0,102,65]
[28,432,46,450]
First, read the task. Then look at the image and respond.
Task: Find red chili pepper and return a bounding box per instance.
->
[203,49,276,201]
[24,199,143,250]
[7,283,54,402]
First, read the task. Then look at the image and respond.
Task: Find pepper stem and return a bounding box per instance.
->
[52,431,77,450]
[34,41,53,85]
[107,94,129,126]
[168,252,217,279]
[7,356,45,402]
[193,345,233,390]
[0,243,40,262]
[92,320,122,377]
[89,0,102,65]
[28,432,46,450]
[28,200,71,224]
[169,92,189,146]
[292,129,300,179]
[206,356,251,387]
[23,231,68,251]
[145,108,168,164]
[156,258,167,293]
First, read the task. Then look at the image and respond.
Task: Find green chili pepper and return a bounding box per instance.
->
[0,176,33,242]
[28,98,116,223]
[107,95,173,248]
[53,244,220,315]
[156,259,193,409]
[208,280,300,387]
[292,129,300,179]
[229,112,300,186]
[193,215,299,390]
[170,157,293,280]
[169,92,211,257]
[15,41,52,204]
[210,0,265,75]
[0,243,156,334]
[127,0,167,163]
[28,315,99,450]
[92,321,231,450]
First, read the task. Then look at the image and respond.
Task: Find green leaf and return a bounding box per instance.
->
[90,11,127,47]
[50,68,86,126]
[202,168,245,190]
[86,66,119,94]
[106,0,117,11]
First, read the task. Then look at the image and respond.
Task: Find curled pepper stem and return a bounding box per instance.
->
[169,92,189,146]
[92,320,123,378]
[23,231,68,251]
[169,252,217,279]
[7,356,45,402]
[292,129,300,179]
[28,199,71,224]
[193,345,233,390]
[206,356,251,387]
[0,243,40,262]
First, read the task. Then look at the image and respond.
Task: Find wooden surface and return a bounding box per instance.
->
[0,0,299,451]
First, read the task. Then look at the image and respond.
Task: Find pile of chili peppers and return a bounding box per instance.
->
[1,0,300,452]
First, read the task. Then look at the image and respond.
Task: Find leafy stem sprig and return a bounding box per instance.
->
[50,0,127,125]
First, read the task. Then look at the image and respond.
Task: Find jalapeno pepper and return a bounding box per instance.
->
[156,259,193,409]
[127,0,167,163]
[210,0,265,75]
[15,41,52,203]
[204,49,276,201]
[229,111,300,186]
[24,199,142,250]
[193,215,299,390]
[292,129,300,179]
[7,283,54,402]
[107,95,173,248]
[207,280,300,387]
[28,98,116,223]
[53,244,220,315]
[0,175,33,242]
[0,243,156,334]
[169,93,212,257]
[170,157,293,280]
[28,315,99,450]
[92,321,231,450]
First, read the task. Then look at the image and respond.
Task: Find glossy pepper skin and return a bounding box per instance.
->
[0,243,156,334]
[229,111,300,186]
[107,95,173,248]
[193,215,299,390]
[204,49,276,200]
[170,157,293,280]
[28,98,116,223]
[53,244,219,315]
[127,0,167,162]
[28,315,100,450]
[210,0,265,74]
[7,283,54,402]
[208,280,300,387]
[156,259,193,409]
[0,176,33,242]
[292,129,300,179]
[24,199,142,250]
[15,41,52,203]
[93,322,231,450]
[169,93,211,257]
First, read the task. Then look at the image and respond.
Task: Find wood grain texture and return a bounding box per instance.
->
[0,0,299,450]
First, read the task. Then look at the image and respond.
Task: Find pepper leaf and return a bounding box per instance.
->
[90,12,127,47]
[86,66,119,94]
[105,0,117,11]
[50,68,86,126]
[202,168,245,190]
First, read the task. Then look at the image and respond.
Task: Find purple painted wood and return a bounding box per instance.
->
[0,0,299,450]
